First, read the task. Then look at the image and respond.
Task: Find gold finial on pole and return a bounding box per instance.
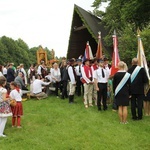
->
[98,31,101,38]
[137,27,140,37]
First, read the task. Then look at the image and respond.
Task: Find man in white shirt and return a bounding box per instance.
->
[31,74,51,100]
[68,59,77,103]
[75,59,83,96]
[2,65,7,78]
[81,59,94,108]
[94,59,110,111]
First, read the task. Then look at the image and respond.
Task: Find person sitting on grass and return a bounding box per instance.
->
[9,81,23,128]
[31,74,51,100]
[15,72,28,91]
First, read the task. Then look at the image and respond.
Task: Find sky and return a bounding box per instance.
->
[0,0,107,57]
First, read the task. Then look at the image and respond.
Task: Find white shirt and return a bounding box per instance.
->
[68,66,76,84]
[37,65,42,75]
[10,89,22,102]
[0,87,7,102]
[51,68,61,82]
[2,68,7,75]
[75,65,82,76]
[20,68,27,84]
[37,65,47,75]
[32,79,50,94]
[0,72,4,77]
[45,74,53,83]
[50,68,54,73]
[94,67,110,83]
[91,65,98,82]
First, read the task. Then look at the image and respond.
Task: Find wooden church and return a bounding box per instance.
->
[67,4,112,59]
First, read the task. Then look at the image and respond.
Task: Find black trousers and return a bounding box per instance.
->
[131,94,144,119]
[97,83,107,110]
[76,76,83,96]
[53,82,60,96]
[61,80,68,98]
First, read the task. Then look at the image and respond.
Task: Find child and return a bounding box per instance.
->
[9,81,23,128]
[0,76,12,137]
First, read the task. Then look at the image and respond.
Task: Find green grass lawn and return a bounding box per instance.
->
[0,96,150,150]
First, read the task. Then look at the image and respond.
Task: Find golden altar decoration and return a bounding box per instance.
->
[37,46,48,65]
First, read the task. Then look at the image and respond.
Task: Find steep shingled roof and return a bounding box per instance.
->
[67,4,112,59]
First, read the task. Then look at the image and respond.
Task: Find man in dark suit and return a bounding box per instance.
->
[128,58,148,120]
[7,63,15,83]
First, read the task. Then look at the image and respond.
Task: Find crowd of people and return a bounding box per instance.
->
[0,56,150,137]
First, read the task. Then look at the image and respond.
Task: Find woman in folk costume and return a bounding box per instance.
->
[0,76,12,137]
[9,81,23,128]
[81,59,94,108]
[113,61,131,124]
[27,64,36,84]
[37,61,48,79]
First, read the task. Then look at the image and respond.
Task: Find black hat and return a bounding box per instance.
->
[98,59,104,63]
[76,59,82,62]
[92,58,98,62]
[83,59,90,63]
[104,57,109,61]
[69,59,75,63]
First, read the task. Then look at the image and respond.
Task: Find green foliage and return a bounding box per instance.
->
[28,47,39,65]
[140,28,150,62]
[0,40,9,64]
[92,0,150,62]
[120,0,150,29]
[0,36,30,67]
[92,0,150,30]
[0,96,150,149]
[92,0,109,9]
[15,38,29,51]
[0,36,55,68]
[118,26,137,66]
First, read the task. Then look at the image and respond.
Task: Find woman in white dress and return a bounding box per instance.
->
[0,76,12,137]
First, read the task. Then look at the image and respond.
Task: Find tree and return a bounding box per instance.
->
[29,47,39,65]
[92,0,150,63]
[92,0,150,30]
[0,36,60,68]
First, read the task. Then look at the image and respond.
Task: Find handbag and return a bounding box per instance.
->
[10,99,17,107]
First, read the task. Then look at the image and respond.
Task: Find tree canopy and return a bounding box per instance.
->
[0,36,53,68]
[92,0,150,65]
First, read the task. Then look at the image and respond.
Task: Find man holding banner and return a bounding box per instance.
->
[128,58,148,120]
